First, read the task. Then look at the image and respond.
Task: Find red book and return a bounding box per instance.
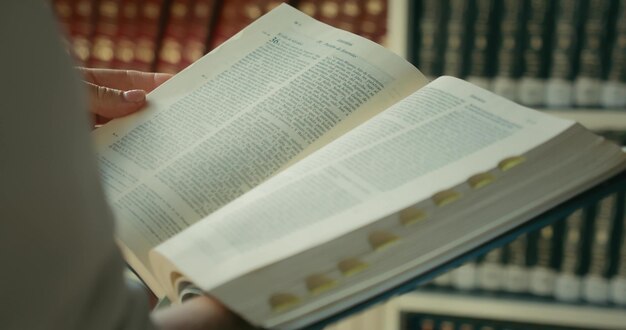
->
[155,0,192,73]
[52,0,73,36]
[111,0,142,69]
[88,0,122,68]
[132,0,166,71]
[178,0,220,70]
[357,0,387,44]
[69,0,99,65]
[208,0,284,50]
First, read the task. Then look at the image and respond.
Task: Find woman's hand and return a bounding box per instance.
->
[77,67,172,127]
[151,295,255,330]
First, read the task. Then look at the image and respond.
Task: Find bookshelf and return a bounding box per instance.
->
[326,1,626,330]
[380,291,626,330]
[386,0,626,133]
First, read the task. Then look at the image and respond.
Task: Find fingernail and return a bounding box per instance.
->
[123,89,146,103]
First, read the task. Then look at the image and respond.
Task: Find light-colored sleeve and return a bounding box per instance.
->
[0,3,155,330]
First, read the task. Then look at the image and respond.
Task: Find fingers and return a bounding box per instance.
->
[86,81,147,120]
[78,67,173,93]
[151,295,256,330]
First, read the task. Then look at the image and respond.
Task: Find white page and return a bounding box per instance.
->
[92,4,426,287]
[153,76,576,293]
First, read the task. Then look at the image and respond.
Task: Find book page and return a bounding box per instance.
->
[93,3,426,287]
[153,76,576,293]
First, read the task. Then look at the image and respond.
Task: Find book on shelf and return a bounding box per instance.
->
[440,0,472,79]
[544,0,582,108]
[517,0,554,107]
[465,0,498,90]
[408,0,447,80]
[491,0,525,102]
[608,189,626,305]
[572,0,614,108]
[601,0,626,108]
[92,5,626,329]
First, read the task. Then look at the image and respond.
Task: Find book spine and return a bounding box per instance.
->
[554,208,591,302]
[52,0,74,36]
[518,0,554,107]
[327,0,363,36]
[503,234,530,293]
[466,0,498,90]
[132,0,166,71]
[88,0,122,68]
[70,0,99,65]
[609,190,626,305]
[356,0,387,45]
[545,0,585,108]
[450,262,478,291]
[155,0,192,73]
[408,0,448,80]
[491,0,526,102]
[441,0,472,79]
[207,0,263,50]
[601,0,626,108]
[431,271,453,287]
[180,0,220,69]
[110,0,141,69]
[477,247,505,291]
[573,0,614,107]
[528,223,562,297]
[582,194,616,304]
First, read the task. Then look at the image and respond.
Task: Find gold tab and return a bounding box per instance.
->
[306,274,338,295]
[467,173,495,189]
[338,258,369,277]
[399,208,426,226]
[170,272,183,288]
[498,156,526,171]
[368,230,400,251]
[269,293,300,313]
[432,190,460,207]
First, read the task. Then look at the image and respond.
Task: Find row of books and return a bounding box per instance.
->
[427,187,626,307]
[51,0,387,73]
[402,312,592,330]
[408,0,626,109]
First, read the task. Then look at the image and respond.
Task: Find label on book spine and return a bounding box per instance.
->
[504,235,529,293]
[477,248,504,291]
[529,266,556,296]
[492,77,518,102]
[545,78,574,107]
[518,77,546,107]
[573,77,602,107]
[555,272,582,302]
[582,195,615,303]
[451,263,478,291]
[610,277,626,305]
[555,209,586,302]
[601,81,626,108]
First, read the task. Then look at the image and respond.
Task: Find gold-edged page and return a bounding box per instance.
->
[92,4,425,293]
[151,77,584,312]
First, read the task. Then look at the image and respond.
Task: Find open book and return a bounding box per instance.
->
[92,4,626,329]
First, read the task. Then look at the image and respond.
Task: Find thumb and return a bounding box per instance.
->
[86,81,147,119]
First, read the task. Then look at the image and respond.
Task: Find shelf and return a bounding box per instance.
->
[381,291,626,330]
[543,110,626,131]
